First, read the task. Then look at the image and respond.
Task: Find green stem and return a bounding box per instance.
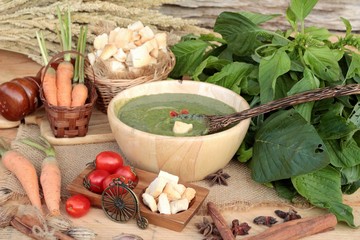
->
[36,31,49,66]
[21,137,56,157]
[57,6,72,62]
[73,25,88,83]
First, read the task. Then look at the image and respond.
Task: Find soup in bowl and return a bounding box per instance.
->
[107,80,251,182]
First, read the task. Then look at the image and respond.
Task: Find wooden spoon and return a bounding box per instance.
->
[180,84,360,134]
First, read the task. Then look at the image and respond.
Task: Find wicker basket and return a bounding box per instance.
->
[86,49,176,113]
[40,51,98,138]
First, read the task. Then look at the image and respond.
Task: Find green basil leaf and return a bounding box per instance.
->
[214,12,269,56]
[303,46,341,81]
[292,166,355,227]
[259,49,291,103]
[206,62,255,93]
[290,0,318,21]
[325,139,360,168]
[192,56,231,81]
[250,109,329,183]
[170,40,208,78]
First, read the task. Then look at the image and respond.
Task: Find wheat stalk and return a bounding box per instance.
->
[0,0,209,65]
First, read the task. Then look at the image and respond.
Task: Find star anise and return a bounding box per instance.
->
[204,169,230,186]
[195,217,213,237]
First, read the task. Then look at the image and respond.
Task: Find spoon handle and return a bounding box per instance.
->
[209,84,360,131]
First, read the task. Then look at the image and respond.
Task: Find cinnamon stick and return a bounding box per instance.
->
[207,202,235,240]
[242,213,337,240]
[14,214,75,240]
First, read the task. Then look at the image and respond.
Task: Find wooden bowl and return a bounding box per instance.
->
[107,80,251,181]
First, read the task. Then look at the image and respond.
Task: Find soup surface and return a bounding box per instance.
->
[117,93,236,136]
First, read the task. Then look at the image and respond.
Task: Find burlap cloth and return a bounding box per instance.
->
[0,124,306,215]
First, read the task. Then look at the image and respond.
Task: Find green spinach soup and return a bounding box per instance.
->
[117,93,236,136]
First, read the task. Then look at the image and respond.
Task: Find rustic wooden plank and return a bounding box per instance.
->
[159,0,360,32]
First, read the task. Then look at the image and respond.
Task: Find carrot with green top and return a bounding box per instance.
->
[22,137,61,217]
[71,25,89,107]
[0,140,43,215]
[56,7,73,107]
[36,31,58,106]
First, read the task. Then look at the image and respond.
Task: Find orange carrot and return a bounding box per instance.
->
[22,137,62,217]
[56,61,74,107]
[42,67,58,106]
[56,7,73,107]
[36,31,58,106]
[71,83,88,107]
[0,146,43,215]
[71,25,88,107]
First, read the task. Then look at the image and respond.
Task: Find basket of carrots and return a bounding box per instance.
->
[85,21,175,113]
[37,8,97,138]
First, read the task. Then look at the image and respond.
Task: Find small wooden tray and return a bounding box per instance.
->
[67,166,209,232]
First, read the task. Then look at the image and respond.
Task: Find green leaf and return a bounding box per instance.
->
[170,40,208,78]
[287,68,320,121]
[341,165,360,184]
[303,46,341,81]
[206,62,255,93]
[250,109,329,183]
[349,101,360,127]
[325,139,360,168]
[259,49,291,103]
[273,180,298,201]
[290,0,318,21]
[236,143,253,163]
[304,27,331,41]
[286,7,297,30]
[238,12,280,25]
[341,17,352,35]
[342,180,360,194]
[346,53,360,80]
[214,12,269,56]
[292,166,355,227]
[192,56,231,81]
[317,109,357,140]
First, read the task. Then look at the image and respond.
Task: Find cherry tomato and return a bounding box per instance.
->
[65,194,91,218]
[114,165,138,185]
[83,169,110,194]
[102,173,131,194]
[180,109,189,114]
[169,110,178,117]
[102,167,138,194]
[94,151,124,173]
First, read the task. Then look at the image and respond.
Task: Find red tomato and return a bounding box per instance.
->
[83,169,110,194]
[169,110,178,117]
[114,165,138,185]
[102,173,130,194]
[102,167,138,194]
[180,109,189,114]
[65,194,91,218]
[94,151,124,173]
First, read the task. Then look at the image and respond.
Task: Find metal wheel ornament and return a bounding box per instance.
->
[101,178,148,229]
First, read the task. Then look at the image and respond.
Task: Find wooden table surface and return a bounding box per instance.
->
[0,50,359,239]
